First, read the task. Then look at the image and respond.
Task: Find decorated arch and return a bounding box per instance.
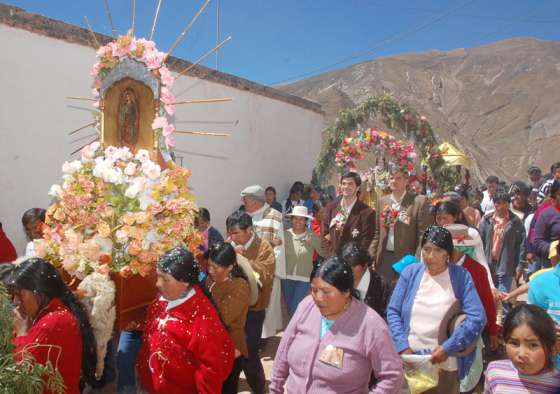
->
[313,94,459,192]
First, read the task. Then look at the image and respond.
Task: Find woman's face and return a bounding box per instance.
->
[505,323,550,375]
[421,241,449,273]
[512,192,526,210]
[207,259,232,283]
[156,270,189,301]
[310,277,350,319]
[291,216,308,233]
[435,212,457,226]
[12,288,41,320]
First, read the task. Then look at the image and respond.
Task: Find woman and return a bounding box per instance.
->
[456,188,481,229]
[282,205,324,318]
[137,247,234,393]
[205,242,250,394]
[270,256,403,393]
[387,226,486,394]
[283,183,305,229]
[10,258,97,393]
[509,181,533,221]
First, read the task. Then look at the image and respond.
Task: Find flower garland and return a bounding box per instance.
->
[380,205,400,228]
[90,35,176,148]
[36,142,202,280]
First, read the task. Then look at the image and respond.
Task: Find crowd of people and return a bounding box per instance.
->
[1,162,560,393]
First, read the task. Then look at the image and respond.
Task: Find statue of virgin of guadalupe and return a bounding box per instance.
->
[117,87,139,146]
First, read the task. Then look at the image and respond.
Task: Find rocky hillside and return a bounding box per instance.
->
[277,38,560,182]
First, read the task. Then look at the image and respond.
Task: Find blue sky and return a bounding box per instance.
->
[5,0,560,85]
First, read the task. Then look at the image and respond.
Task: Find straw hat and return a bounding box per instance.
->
[438,300,478,357]
[445,223,478,247]
[235,253,259,307]
[286,205,313,220]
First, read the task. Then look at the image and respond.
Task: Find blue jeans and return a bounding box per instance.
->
[495,273,513,316]
[282,279,310,318]
[117,330,142,394]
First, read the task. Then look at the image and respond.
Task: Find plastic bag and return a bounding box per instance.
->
[401,354,439,394]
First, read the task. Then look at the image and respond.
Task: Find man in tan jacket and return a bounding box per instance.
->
[369,168,432,283]
[227,211,275,394]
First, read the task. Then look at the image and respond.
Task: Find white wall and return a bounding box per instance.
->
[0,25,324,253]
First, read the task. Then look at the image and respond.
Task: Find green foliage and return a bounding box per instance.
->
[0,284,65,394]
[313,94,459,192]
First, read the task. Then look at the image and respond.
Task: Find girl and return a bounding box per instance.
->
[484,304,560,393]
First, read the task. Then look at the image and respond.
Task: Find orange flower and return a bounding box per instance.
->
[53,208,66,222]
[99,254,112,265]
[128,240,142,256]
[97,222,111,238]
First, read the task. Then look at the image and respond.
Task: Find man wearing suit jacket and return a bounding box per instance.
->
[321,172,375,257]
[369,168,432,283]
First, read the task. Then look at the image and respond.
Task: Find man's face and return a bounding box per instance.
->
[310,189,320,201]
[529,172,542,184]
[228,225,252,246]
[265,190,276,204]
[24,220,43,241]
[242,196,263,214]
[494,200,509,216]
[340,177,358,198]
[389,171,408,194]
[487,181,498,195]
[553,168,560,181]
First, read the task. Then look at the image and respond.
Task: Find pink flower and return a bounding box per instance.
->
[160,66,174,87]
[90,62,103,76]
[160,87,175,105]
[165,134,176,147]
[124,162,137,176]
[152,116,168,130]
[162,124,175,137]
[164,103,176,115]
[93,100,100,109]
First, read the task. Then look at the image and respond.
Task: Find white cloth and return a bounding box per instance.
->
[386,192,405,252]
[24,241,36,258]
[356,269,371,302]
[467,227,495,289]
[409,268,458,371]
[480,190,494,214]
[162,287,195,311]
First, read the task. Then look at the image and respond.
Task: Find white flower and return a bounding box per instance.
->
[93,158,125,184]
[135,149,151,164]
[124,177,146,198]
[81,141,101,161]
[115,230,129,244]
[114,147,133,162]
[351,228,360,238]
[124,162,137,176]
[48,184,63,198]
[142,161,161,180]
[62,160,82,175]
[104,146,119,162]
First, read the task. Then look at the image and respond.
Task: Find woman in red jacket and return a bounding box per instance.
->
[10,258,97,393]
[137,247,235,394]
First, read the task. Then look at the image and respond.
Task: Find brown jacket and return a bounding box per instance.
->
[241,235,275,311]
[369,191,432,269]
[206,277,250,357]
[321,199,376,257]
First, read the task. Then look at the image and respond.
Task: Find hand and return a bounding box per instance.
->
[13,307,30,337]
[124,321,140,331]
[233,245,246,254]
[490,335,499,351]
[430,346,448,364]
[324,234,331,242]
[496,291,509,301]
[271,238,282,247]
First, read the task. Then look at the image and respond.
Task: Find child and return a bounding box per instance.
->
[484,304,560,393]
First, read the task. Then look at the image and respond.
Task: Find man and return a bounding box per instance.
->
[480,190,526,315]
[226,211,275,394]
[240,185,284,339]
[480,175,499,214]
[537,161,560,205]
[21,208,46,257]
[368,168,432,283]
[322,171,375,257]
[196,207,223,251]
[264,186,283,212]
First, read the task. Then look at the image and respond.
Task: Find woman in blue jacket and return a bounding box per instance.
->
[387,226,486,394]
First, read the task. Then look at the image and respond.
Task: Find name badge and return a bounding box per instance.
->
[319,345,344,369]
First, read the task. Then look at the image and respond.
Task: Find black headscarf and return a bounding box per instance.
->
[421,225,454,256]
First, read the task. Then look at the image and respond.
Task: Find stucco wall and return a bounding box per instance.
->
[0,24,324,254]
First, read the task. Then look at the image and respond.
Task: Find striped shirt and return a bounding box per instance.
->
[484,360,560,393]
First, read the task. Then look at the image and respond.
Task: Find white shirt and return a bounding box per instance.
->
[24,241,36,258]
[356,269,371,302]
[386,192,405,252]
[480,190,495,214]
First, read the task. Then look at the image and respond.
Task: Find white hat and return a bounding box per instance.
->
[287,205,313,220]
[240,185,265,202]
[445,224,478,247]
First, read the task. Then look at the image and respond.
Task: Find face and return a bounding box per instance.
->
[290,190,302,201]
[389,171,408,194]
[512,192,526,210]
[494,200,510,216]
[505,323,550,375]
[340,177,358,198]
[310,189,320,201]
[459,196,468,209]
[156,270,189,301]
[421,241,449,273]
[529,173,542,184]
[228,225,252,246]
[436,212,457,226]
[265,190,276,204]
[554,168,560,181]
[487,181,498,195]
[310,277,350,319]
[196,218,208,231]
[24,220,43,241]
[207,260,233,283]
[12,288,41,320]
[242,196,263,213]
[291,216,308,233]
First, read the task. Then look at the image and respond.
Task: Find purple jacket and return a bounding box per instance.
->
[270,295,403,394]
[533,205,560,259]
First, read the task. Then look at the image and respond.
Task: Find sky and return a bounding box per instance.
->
[4,0,560,85]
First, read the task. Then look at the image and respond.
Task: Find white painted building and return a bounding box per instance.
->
[0,4,324,253]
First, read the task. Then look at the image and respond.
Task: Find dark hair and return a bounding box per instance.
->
[289,184,302,197]
[208,242,248,281]
[493,190,511,203]
[434,201,462,224]
[310,256,360,299]
[455,187,470,200]
[21,208,46,227]
[528,166,542,176]
[509,181,530,198]
[443,191,461,205]
[550,180,560,198]
[421,225,454,257]
[341,242,369,267]
[504,304,557,365]
[550,161,560,174]
[341,171,362,188]
[198,207,211,223]
[485,175,499,184]
[9,259,97,386]
[293,181,304,193]
[312,202,321,216]
[226,211,253,231]
[265,186,276,194]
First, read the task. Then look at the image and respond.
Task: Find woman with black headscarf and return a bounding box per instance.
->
[137,247,235,393]
[387,226,486,394]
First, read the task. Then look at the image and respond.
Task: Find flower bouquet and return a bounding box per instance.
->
[380,205,400,228]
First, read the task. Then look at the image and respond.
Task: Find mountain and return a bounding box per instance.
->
[277,38,560,182]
